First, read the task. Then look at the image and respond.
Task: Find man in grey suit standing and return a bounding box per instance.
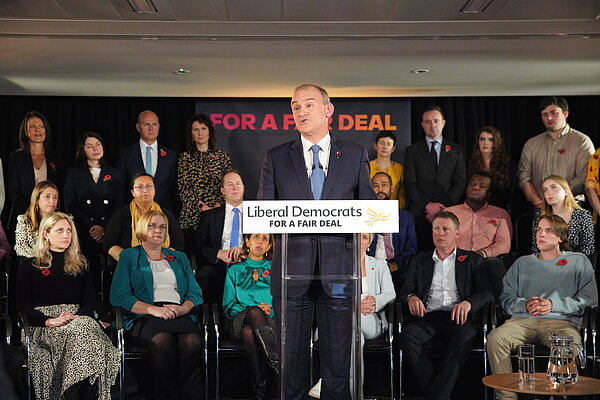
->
[404,106,466,250]
[257,84,376,399]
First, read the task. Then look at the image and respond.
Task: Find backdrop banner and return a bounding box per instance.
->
[196,98,411,197]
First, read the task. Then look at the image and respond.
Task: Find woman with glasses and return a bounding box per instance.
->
[103,173,184,262]
[110,210,204,400]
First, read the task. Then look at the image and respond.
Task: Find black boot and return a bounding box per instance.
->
[250,354,268,400]
[254,326,279,372]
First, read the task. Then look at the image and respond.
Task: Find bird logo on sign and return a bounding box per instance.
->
[364,208,390,227]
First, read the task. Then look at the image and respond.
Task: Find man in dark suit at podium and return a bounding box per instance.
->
[117,110,178,212]
[257,84,376,400]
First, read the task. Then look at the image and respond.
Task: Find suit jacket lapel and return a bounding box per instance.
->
[136,247,155,303]
[438,139,452,173]
[417,140,436,178]
[289,139,313,199]
[213,207,226,246]
[321,135,342,200]
[422,253,435,297]
[454,249,466,299]
[131,142,145,173]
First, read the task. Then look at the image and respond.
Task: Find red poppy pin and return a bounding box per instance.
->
[48,162,56,169]
[334,151,341,159]
[261,270,270,278]
[103,174,112,182]
[211,155,216,160]
[557,258,567,266]
[445,145,451,152]
[160,148,167,157]
[166,255,175,261]
[488,218,498,226]
[457,255,467,262]
[594,154,599,159]
[41,269,50,277]
[558,149,566,155]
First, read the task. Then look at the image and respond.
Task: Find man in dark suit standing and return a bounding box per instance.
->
[117,110,178,212]
[399,211,493,400]
[193,170,245,305]
[404,106,466,251]
[257,84,376,399]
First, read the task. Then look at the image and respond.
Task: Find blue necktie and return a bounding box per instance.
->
[145,145,153,175]
[310,145,325,200]
[229,208,240,248]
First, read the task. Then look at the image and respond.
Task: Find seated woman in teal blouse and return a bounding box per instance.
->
[223,233,277,400]
[110,210,204,400]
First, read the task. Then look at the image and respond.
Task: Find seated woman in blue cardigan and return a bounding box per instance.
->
[223,233,278,400]
[110,210,204,400]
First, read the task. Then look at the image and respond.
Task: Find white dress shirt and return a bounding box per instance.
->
[221,202,244,250]
[301,133,331,178]
[425,246,460,312]
[139,139,158,176]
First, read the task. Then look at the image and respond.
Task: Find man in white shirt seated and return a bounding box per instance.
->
[399,211,494,400]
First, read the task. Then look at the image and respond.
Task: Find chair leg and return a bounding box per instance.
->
[204,327,209,400]
[118,330,125,400]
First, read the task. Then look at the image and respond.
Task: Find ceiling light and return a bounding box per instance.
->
[461,0,493,14]
[410,69,430,75]
[174,68,191,75]
[127,0,157,14]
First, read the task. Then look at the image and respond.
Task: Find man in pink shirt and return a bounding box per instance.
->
[445,171,512,259]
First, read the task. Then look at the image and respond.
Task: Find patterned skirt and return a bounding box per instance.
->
[229,307,276,339]
[22,304,121,400]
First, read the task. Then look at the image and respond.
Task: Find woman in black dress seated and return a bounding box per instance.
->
[16,212,120,400]
[110,210,205,400]
[103,173,184,262]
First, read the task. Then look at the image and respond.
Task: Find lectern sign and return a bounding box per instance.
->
[242,200,399,234]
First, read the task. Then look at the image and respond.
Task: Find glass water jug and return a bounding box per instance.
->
[546,333,584,385]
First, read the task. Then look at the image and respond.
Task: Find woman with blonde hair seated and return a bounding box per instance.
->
[110,210,204,400]
[14,180,58,260]
[16,212,120,399]
[531,175,594,256]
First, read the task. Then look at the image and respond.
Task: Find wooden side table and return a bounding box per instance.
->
[483,373,600,399]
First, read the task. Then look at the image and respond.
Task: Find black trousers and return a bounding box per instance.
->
[274,280,353,400]
[399,310,477,400]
